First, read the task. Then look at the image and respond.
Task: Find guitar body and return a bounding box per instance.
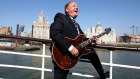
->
[52,34,91,70]
[52,28,111,70]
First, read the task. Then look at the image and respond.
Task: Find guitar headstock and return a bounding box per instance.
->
[105,28,111,34]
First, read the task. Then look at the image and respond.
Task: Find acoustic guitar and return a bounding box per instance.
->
[52,28,111,70]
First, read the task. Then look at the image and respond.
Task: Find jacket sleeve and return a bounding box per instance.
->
[50,13,71,54]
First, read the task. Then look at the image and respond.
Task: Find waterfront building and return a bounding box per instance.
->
[85,22,116,44]
[119,35,140,43]
[32,11,50,39]
[18,25,25,36]
[133,35,140,43]
[0,26,13,35]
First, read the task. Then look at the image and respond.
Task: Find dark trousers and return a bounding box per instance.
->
[81,49,106,79]
[54,62,69,79]
[53,49,106,79]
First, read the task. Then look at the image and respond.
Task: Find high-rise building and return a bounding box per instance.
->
[18,25,24,36]
[32,10,50,39]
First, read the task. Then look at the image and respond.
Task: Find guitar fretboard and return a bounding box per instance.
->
[80,32,106,49]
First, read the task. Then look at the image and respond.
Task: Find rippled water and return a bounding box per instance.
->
[0,47,140,79]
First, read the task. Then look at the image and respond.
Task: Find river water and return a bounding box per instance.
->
[0,47,140,79]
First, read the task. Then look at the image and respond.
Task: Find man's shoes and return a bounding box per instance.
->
[100,73,106,79]
[100,71,110,79]
[93,76,100,79]
[94,71,110,79]
[105,71,109,78]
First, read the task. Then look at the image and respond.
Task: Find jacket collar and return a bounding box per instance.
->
[65,14,78,35]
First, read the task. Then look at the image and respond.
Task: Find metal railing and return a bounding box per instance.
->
[0,44,140,79]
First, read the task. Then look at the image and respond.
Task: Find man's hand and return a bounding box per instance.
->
[70,46,79,57]
[90,36,98,43]
[94,37,98,43]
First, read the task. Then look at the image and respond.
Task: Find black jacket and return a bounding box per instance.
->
[50,13,84,54]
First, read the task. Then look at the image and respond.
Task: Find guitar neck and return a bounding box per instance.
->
[81,32,106,48]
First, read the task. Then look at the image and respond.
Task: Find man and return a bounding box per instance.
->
[50,1,106,79]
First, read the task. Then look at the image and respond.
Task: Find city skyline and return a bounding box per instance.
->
[0,0,140,36]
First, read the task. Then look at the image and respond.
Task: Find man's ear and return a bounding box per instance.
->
[66,8,69,13]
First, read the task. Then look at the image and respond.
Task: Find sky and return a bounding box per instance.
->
[0,0,140,36]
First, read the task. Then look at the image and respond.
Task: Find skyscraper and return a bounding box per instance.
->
[18,25,24,36]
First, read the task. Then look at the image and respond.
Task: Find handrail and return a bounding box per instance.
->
[0,44,96,78]
[0,34,140,51]
[0,46,140,79]
[0,34,52,43]
[88,44,140,51]
[0,34,140,79]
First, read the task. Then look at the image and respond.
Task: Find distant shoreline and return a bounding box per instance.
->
[101,43,140,47]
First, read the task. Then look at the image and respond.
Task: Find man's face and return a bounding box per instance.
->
[66,2,79,19]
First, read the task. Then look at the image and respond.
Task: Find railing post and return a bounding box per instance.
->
[110,51,113,79]
[41,44,45,79]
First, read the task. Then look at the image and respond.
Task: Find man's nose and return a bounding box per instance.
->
[75,7,79,10]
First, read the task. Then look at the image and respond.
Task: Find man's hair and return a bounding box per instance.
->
[64,1,75,14]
